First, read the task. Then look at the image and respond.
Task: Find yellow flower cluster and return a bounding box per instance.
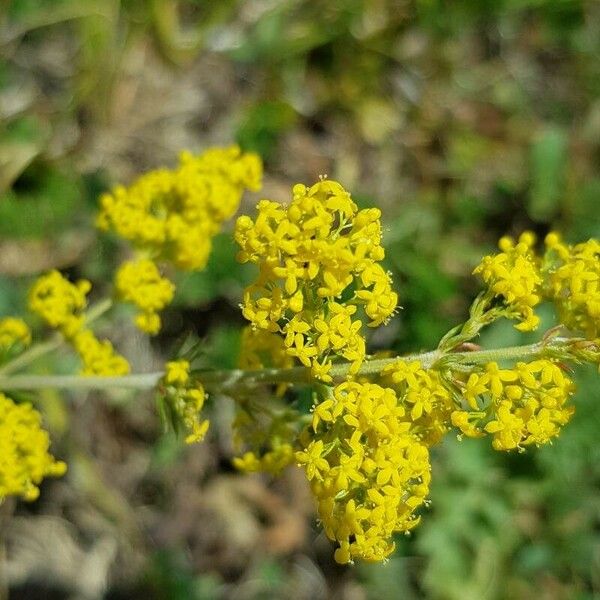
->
[98,146,261,334]
[295,352,577,562]
[451,359,574,450]
[70,330,130,376]
[0,393,66,501]
[235,179,398,382]
[161,360,209,444]
[0,317,31,350]
[473,232,542,331]
[380,359,454,446]
[115,259,175,334]
[474,231,600,336]
[544,233,600,338]
[28,270,90,338]
[298,381,430,564]
[28,271,129,376]
[97,146,262,271]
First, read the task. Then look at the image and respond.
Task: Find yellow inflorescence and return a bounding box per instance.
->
[0,393,66,501]
[235,179,398,382]
[298,381,430,564]
[97,146,261,270]
[380,359,454,447]
[28,270,91,338]
[161,360,209,444]
[474,232,542,331]
[474,231,600,336]
[28,271,129,376]
[0,317,31,350]
[450,359,574,450]
[115,259,175,334]
[544,233,600,338]
[97,146,262,333]
[71,329,130,376]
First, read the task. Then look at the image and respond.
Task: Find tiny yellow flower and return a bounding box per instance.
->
[165,360,190,385]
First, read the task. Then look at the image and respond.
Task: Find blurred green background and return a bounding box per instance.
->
[1,1,599,598]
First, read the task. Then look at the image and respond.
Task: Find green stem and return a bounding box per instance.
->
[0,299,113,376]
[0,333,63,377]
[0,338,578,394]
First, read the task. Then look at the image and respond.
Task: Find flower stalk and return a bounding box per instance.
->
[0,336,589,394]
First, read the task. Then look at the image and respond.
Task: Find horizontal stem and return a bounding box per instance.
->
[0,373,162,391]
[0,338,575,394]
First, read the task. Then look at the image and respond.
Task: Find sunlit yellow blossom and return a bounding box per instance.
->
[71,329,130,376]
[299,381,430,564]
[29,271,130,376]
[164,360,190,385]
[450,360,574,450]
[381,359,453,445]
[0,393,66,501]
[97,146,262,271]
[99,147,261,335]
[235,179,398,381]
[543,233,600,338]
[295,439,331,481]
[474,232,542,331]
[450,411,486,438]
[28,270,90,337]
[0,317,31,350]
[115,259,175,334]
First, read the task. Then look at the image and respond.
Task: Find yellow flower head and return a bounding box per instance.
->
[28,270,91,337]
[0,317,31,350]
[235,179,398,381]
[381,359,453,446]
[450,359,574,450]
[97,146,262,271]
[474,232,542,331]
[543,233,600,338]
[29,271,130,376]
[0,393,66,502]
[71,329,130,376]
[115,259,175,335]
[299,381,430,564]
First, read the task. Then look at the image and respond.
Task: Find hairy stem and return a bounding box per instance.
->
[0,337,579,394]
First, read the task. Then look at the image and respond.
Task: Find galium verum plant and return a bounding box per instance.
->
[0,146,598,565]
